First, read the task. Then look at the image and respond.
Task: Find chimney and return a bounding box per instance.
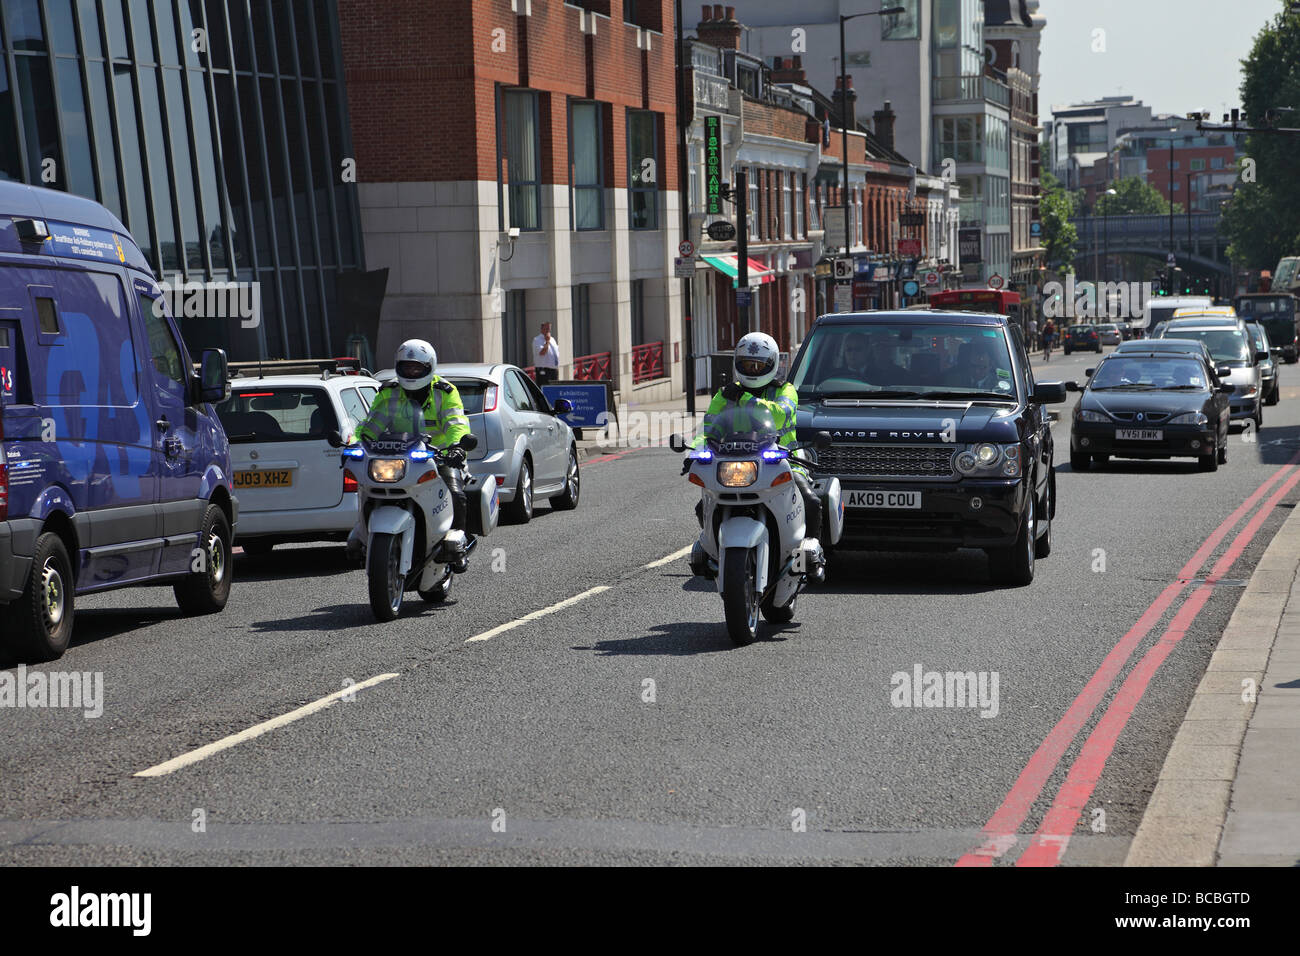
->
[832,74,857,131]
[873,100,896,152]
[696,3,741,50]
[771,54,807,86]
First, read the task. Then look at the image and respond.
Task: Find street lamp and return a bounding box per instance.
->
[1101,187,1116,283]
[838,6,906,257]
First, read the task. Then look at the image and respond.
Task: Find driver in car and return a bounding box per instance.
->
[833,331,909,385]
[948,340,1011,392]
[348,339,474,571]
[687,332,823,580]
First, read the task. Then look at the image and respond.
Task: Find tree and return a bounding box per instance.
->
[1221,3,1300,269]
[1094,177,1178,216]
[1040,172,1078,272]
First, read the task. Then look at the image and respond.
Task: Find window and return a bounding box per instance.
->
[504,369,536,411]
[572,284,592,357]
[503,290,528,367]
[631,279,646,346]
[140,294,186,386]
[216,388,339,442]
[503,89,541,231]
[1171,182,1180,191]
[748,169,759,239]
[794,174,805,238]
[570,101,603,230]
[36,297,60,334]
[782,172,792,239]
[1211,156,1225,170]
[1190,158,1206,171]
[881,0,920,39]
[627,110,658,230]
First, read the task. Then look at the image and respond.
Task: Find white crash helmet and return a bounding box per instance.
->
[394,339,436,391]
[733,332,780,390]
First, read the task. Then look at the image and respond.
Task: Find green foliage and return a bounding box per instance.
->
[1040,172,1078,272]
[1095,177,1174,216]
[1221,3,1300,269]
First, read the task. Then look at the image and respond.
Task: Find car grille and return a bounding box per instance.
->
[815,444,957,481]
[1109,411,1171,423]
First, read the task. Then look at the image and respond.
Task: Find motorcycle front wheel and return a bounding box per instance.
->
[722,546,760,645]
[368,532,404,621]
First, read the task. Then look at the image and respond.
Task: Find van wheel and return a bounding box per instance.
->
[174,505,233,615]
[6,533,75,663]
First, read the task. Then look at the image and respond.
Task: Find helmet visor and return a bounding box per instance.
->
[735,356,775,378]
[396,360,431,381]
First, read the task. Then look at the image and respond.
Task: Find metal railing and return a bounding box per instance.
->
[932,74,1010,107]
[573,351,612,381]
[632,341,665,384]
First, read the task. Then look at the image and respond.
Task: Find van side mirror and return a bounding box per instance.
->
[195,349,229,405]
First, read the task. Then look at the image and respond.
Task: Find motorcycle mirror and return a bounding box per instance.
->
[814,431,832,452]
[668,433,686,453]
[458,434,479,451]
[326,429,344,448]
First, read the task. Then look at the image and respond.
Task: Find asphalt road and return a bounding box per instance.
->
[3,341,1299,865]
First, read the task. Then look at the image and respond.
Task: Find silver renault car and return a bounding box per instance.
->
[380,363,581,523]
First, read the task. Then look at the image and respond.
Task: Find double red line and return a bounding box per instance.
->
[957,450,1300,867]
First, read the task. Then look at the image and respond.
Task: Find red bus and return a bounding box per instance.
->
[925,288,1024,323]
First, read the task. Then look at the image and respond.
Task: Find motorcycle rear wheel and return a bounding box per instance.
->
[722,547,760,645]
[368,532,404,621]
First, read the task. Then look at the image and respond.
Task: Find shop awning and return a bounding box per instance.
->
[700,254,775,287]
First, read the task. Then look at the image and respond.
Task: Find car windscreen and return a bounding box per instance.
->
[790,323,1017,400]
[448,379,491,414]
[1161,329,1251,364]
[1089,357,1208,391]
[217,387,339,442]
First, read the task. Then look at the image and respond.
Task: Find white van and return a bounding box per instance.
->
[1143,296,1213,337]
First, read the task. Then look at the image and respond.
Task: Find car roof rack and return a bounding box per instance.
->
[227,357,372,380]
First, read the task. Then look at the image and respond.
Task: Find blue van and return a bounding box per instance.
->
[0,182,235,662]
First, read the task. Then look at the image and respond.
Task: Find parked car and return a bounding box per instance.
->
[1156,323,1265,430]
[0,181,234,662]
[435,363,580,523]
[787,310,1066,586]
[1069,350,1232,471]
[1095,323,1122,346]
[1245,323,1280,406]
[1064,324,1102,354]
[214,360,382,554]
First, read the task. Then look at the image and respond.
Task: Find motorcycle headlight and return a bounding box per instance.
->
[717,461,758,487]
[1168,411,1208,426]
[369,458,407,483]
[1077,409,1110,423]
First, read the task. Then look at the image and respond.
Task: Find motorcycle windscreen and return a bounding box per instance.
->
[704,403,781,449]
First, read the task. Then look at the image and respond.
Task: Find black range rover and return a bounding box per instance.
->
[790,311,1067,585]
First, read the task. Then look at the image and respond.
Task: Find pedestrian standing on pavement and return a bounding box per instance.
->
[534,322,559,385]
[1027,316,1038,349]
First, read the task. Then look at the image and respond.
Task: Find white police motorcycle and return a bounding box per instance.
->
[331,429,498,621]
[671,406,843,645]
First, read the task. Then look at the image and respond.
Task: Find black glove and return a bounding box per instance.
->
[680,456,693,476]
[721,381,745,402]
[443,447,467,469]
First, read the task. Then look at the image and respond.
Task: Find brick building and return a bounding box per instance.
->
[338,0,682,400]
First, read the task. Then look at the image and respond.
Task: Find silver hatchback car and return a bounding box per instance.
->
[381,363,581,523]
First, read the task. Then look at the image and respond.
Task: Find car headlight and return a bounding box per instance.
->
[369,458,407,482]
[955,443,1020,477]
[1076,409,1110,423]
[717,461,758,487]
[1168,411,1208,426]
[1237,385,1258,397]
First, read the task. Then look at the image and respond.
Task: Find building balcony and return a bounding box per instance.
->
[933,74,1010,108]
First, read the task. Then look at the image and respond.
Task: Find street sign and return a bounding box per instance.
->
[705,115,723,216]
[833,284,852,313]
[706,220,736,241]
[823,207,847,246]
[736,288,752,308]
[958,228,982,263]
[674,257,695,279]
[902,280,920,297]
[678,239,695,258]
[898,238,922,257]
[899,212,926,227]
[1166,252,1177,264]
[989,273,1004,289]
[925,271,940,286]
[1030,221,1042,236]
[540,382,612,430]
[833,258,854,281]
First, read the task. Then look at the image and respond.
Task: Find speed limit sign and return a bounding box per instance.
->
[678,239,695,258]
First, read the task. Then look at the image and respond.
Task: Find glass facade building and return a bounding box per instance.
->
[0,0,365,361]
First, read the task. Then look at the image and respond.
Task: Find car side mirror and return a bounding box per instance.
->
[1217,383,1235,394]
[814,430,832,452]
[1256,350,1269,363]
[327,430,344,448]
[1084,368,1096,378]
[1064,380,1081,393]
[458,434,479,451]
[553,398,573,415]
[1215,365,1232,377]
[1033,382,1068,403]
[195,348,229,405]
[668,433,687,453]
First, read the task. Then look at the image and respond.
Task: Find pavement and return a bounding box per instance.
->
[1127,496,1300,867]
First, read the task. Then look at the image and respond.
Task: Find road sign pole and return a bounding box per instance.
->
[737,168,750,333]
[676,0,694,414]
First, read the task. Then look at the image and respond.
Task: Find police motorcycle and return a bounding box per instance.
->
[329,428,498,621]
[670,406,843,645]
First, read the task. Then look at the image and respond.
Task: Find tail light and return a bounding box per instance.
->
[483,385,499,413]
[343,469,358,492]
